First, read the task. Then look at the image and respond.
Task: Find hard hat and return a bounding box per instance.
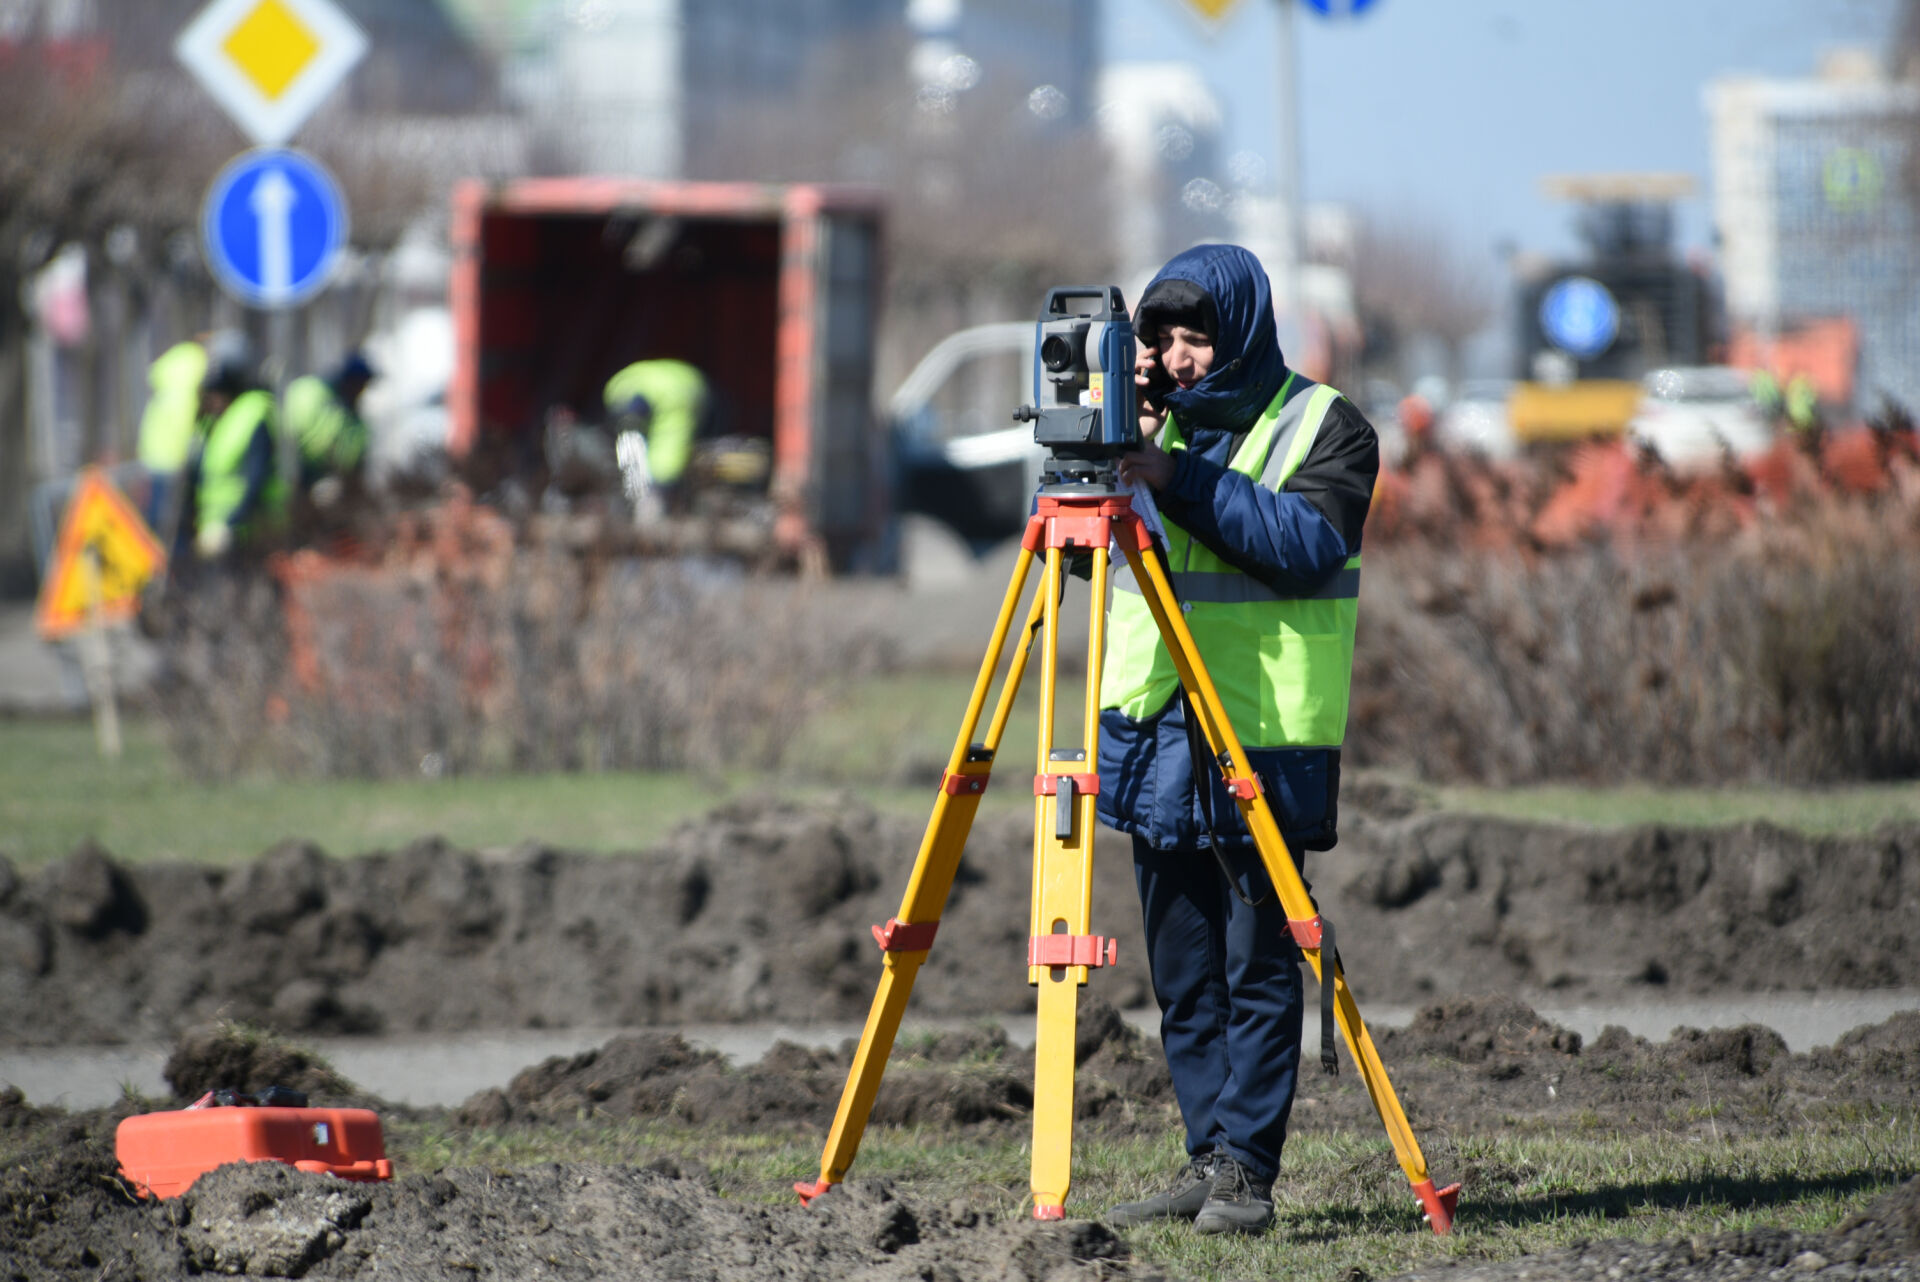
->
[332,351,376,385]
[201,330,255,394]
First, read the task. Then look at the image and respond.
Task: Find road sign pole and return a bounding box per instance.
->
[269,305,299,496]
[1272,0,1304,324]
[80,545,123,761]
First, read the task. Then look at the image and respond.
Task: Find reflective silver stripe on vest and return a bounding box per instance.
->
[1256,381,1329,488]
[1112,563,1359,602]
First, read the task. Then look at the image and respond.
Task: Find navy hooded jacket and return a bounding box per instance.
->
[1096,244,1379,854]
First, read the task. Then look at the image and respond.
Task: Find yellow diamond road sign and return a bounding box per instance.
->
[176,0,367,147]
[1177,0,1245,20]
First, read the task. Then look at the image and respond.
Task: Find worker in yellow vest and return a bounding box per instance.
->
[136,339,208,533]
[1101,245,1378,1237]
[285,351,374,497]
[602,359,708,508]
[183,340,285,560]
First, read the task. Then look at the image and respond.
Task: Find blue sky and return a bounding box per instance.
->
[1105,0,1901,265]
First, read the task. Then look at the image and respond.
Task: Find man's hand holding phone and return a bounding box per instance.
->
[1122,342,1177,491]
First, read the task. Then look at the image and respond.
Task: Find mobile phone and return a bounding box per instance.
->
[1142,356,1176,414]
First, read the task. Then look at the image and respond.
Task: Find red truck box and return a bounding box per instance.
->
[448,177,887,571]
[116,1106,393,1199]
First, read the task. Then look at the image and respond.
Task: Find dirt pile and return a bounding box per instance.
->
[3,1005,1916,1281]
[455,998,1173,1134]
[161,1024,360,1105]
[1388,1176,1920,1281]
[0,1109,1145,1282]
[0,802,1145,1047]
[2,797,1916,1046]
[1325,811,1920,1004]
[444,997,1917,1146]
[1341,997,1920,1140]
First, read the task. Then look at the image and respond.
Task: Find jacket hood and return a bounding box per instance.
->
[1134,244,1287,435]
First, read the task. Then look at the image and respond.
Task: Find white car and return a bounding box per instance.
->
[1628,367,1773,468]
[1433,380,1519,460]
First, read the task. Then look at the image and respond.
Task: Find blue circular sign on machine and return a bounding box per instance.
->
[1301,0,1380,15]
[201,147,348,309]
[1539,275,1620,360]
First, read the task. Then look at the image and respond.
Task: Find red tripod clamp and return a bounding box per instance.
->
[1027,935,1117,968]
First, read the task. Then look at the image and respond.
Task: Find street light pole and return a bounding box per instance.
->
[1273,0,1305,328]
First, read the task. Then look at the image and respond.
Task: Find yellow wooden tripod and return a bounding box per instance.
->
[795,490,1459,1231]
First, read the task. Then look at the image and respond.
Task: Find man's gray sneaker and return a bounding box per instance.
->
[1106,1152,1217,1227]
[1192,1154,1274,1235]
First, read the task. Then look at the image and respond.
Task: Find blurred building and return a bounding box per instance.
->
[1095,62,1232,286]
[906,0,1097,130]
[471,0,1095,178]
[1707,53,1920,413]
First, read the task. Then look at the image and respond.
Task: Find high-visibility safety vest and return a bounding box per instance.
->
[603,359,707,486]
[285,375,369,475]
[196,390,287,538]
[1102,374,1361,751]
[137,341,207,473]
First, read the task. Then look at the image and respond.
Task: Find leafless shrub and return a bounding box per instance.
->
[1351,511,1920,784]
[152,522,892,781]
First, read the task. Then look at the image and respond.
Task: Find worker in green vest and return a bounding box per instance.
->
[184,342,285,560]
[136,339,208,532]
[1785,372,1820,439]
[602,359,708,506]
[285,351,375,499]
[1101,245,1379,1237]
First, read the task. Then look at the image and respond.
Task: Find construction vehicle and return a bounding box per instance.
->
[1507,174,1715,450]
[447,178,888,572]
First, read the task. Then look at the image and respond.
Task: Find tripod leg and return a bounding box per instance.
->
[1116,532,1459,1234]
[799,528,1051,1204]
[1027,544,1115,1220]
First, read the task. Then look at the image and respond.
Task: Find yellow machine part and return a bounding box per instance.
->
[1508,380,1644,443]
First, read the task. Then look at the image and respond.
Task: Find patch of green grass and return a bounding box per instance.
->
[0,671,1051,867]
[11,662,1920,870]
[0,711,1019,868]
[383,1109,1920,1282]
[0,718,762,866]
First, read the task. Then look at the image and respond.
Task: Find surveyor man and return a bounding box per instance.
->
[183,337,284,560]
[1101,244,1378,1235]
[285,351,374,498]
[602,359,708,507]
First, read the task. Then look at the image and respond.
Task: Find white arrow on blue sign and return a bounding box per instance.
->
[1539,275,1621,360]
[1301,0,1380,16]
[201,147,348,309]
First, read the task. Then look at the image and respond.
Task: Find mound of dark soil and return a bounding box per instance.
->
[0,1118,1144,1282]
[1384,1175,1920,1281]
[457,998,1174,1134]
[3,1005,1915,1282]
[162,1024,358,1104]
[3,797,1917,1046]
[1328,813,1920,1004]
[1303,997,1920,1141]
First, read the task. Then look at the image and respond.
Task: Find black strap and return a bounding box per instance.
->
[1316,915,1339,1076]
[1161,536,1341,1073]
[1180,693,1265,909]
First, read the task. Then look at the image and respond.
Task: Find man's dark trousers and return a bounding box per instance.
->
[1132,833,1305,1182]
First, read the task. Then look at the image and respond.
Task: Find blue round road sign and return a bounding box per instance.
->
[201,148,348,309]
[1539,275,1619,360]
[1302,0,1380,16]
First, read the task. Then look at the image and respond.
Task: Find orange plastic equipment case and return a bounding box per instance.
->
[116,1104,394,1199]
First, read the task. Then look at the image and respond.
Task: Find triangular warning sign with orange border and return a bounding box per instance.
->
[35,468,168,640]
